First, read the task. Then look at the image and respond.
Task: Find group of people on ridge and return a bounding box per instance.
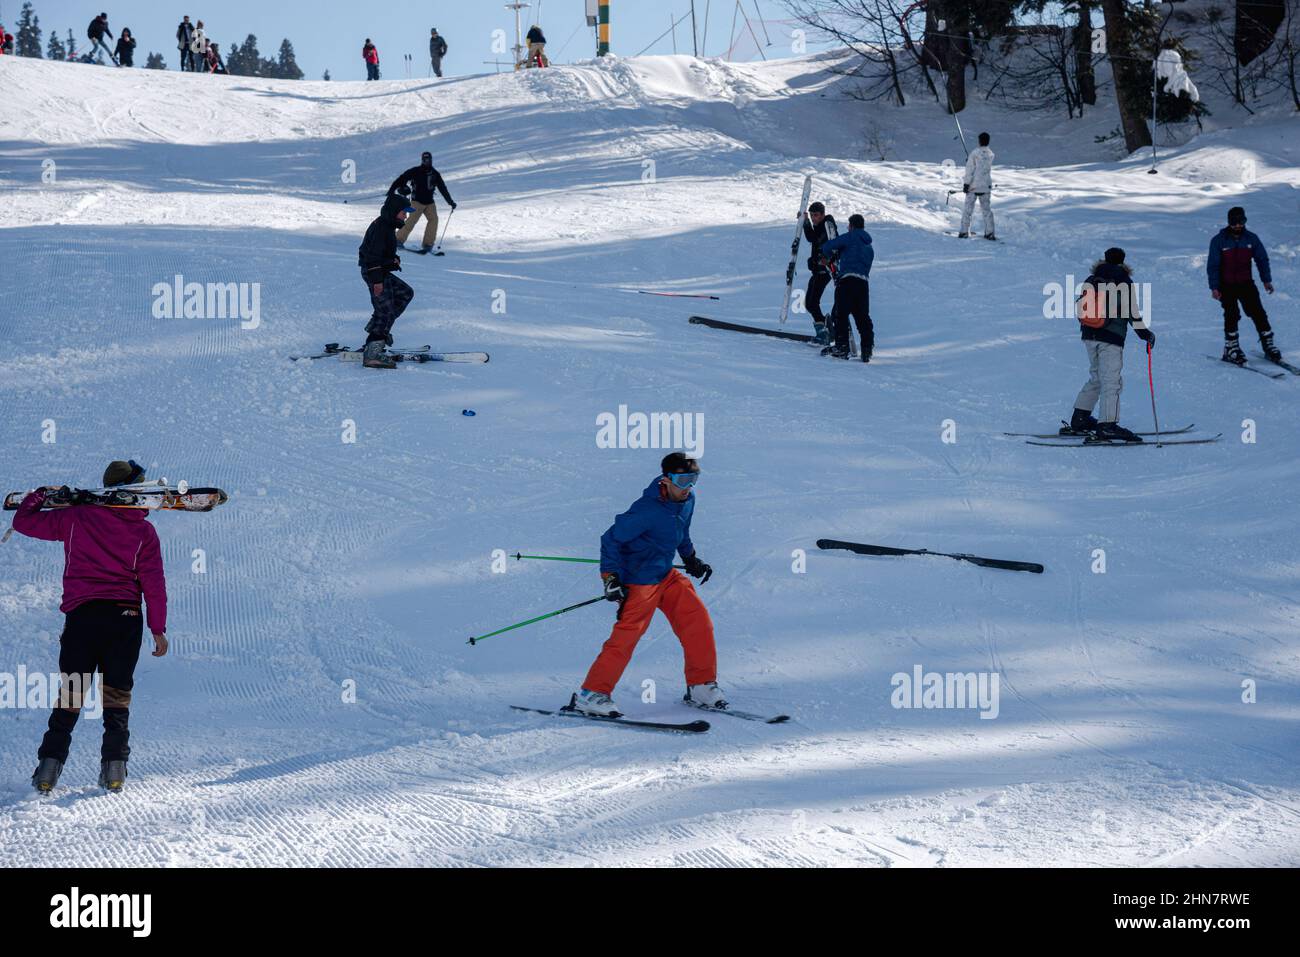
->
[176,15,226,73]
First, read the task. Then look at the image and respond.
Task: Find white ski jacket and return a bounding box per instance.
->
[964,146,995,194]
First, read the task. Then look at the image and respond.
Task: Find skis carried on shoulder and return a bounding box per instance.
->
[511,698,709,734]
[4,485,228,512]
[778,174,813,326]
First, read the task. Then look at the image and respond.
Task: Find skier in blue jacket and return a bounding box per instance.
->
[574,453,721,717]
[1207,206,1279,365]
[818,214,875,361]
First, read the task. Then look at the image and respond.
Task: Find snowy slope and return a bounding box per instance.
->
[1,52,1298,867]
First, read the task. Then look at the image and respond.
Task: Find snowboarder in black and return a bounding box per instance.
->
[802,202,838,345]
[1208,206,1279,365]
[430,28,448,77]
[87,13,117,65]
[388,152,457,254]
[357,195,414,369]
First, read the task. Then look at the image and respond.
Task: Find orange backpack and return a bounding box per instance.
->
[1076,282,1106,329]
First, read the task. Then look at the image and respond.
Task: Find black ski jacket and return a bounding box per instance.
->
[88,16,111,40]
[527,27,546,44]
[358,195,407,281]
[430,35,448,57]
[804,215,839,274]
[388,164,454,206]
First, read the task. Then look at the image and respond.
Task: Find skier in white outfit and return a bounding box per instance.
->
[959,132,996,240]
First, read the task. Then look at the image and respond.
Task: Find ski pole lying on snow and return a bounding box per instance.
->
[816,539,1044,574]
[467,595,605,646]
[513,552,686,569]
[635,290,722,301]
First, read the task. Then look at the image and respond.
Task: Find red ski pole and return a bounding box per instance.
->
[1146,342,1162,447]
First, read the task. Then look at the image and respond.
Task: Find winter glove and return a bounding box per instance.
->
[389,256,401,272]
[962,183,970,194]
[602,573,627,604]
[1136,328,1155,348]
[683,553,713,584]
[449,201,458,210]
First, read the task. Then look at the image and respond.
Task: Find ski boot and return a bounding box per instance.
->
[1060,408,1099,436]
[570,689,621,717]
[683,682,729,710]
[1089,421,1143,444]
[813,323,830,346]
[820,345,849,359]
[984,233,997,241]
[1222,336,1247,366]
[99,759,127,792]
[1261,331,1282,363]
[418,244,434,255]
[860,352,871,363]
[956,232,969,239]
[362,340,396,370]
[32,758,64,794]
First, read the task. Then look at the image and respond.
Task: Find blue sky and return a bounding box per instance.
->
[10,1,823,78]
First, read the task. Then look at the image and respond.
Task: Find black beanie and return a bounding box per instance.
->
[1104,247,1125,265]
[661,452,699,474]
[1227,206,1246,225]
[103,460,145,487]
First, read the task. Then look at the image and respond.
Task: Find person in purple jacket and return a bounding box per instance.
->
[13,460,169,794]
[1208,206,1279,365]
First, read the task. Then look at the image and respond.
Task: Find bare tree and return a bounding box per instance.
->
[786,0,926,106]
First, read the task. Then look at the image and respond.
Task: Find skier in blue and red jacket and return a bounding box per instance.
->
[1208,206,1279,365]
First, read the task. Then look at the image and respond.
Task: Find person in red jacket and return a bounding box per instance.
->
[363,38,380,80]
[1,25,14,55]
[14,460,169,794]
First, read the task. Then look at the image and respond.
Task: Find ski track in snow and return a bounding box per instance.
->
[0,52,1298,867]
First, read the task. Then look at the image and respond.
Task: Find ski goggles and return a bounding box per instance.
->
[665,471,700,489]
[125,460,147,484]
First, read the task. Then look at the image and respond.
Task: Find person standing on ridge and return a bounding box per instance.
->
[114,27,136,68]
[572,453,723,717]
[1064,247,1155,443]
[819,213,875,362]
[802,201,839,345]
[357,195,414,369]
[176,15,194,71]
[525,24,548,67]
[363,38,380,80]
[388,152,457,255]
[15,460,169,795]
[87,13,117,65]
[189,20,208,65]
[1208,206,1280,366]
[429,28,448,77]
[958,131,996,240]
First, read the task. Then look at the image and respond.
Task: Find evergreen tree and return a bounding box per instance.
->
[46,31,66,62]
[228,34,262,76]
[276,38,304,80]
[145,52,166,69]
[15,2,42,58]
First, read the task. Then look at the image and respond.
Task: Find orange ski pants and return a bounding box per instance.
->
[582,570,716,695]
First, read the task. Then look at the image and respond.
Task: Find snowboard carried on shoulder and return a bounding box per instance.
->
[5,482,228,513]
[291,343,489,364]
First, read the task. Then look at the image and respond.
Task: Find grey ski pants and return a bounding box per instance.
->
[1074,339,1125,423]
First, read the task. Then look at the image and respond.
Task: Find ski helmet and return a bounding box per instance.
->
[1227,206,1247,226]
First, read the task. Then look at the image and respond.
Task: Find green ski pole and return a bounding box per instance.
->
[467,595,605,645]
[513,552,685,569]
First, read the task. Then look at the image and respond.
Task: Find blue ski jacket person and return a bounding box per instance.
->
[820,226,874,280]
[1207,226,1271,290]
[600,479,696,585]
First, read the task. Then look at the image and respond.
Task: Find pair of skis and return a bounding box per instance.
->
[1006,422,1221,447]
[511,695,790,734]
[1206,353,1298,379]
[817,538,1043,574]
[290,343,489,364]
[4,483,228,513]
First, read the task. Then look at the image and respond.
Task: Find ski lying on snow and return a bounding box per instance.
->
[1004,423,1193,439]
[689,316,817,343]
[1255,353,1300,376]
[817,538,1044,574]
[510,703,710,733]
[1205,356,1285,379]
[336,349,489,364]
[290,343,431,361]
[1026,434,1223,447]
[683,701,790,724]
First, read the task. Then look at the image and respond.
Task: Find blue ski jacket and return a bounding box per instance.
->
[599,479,696,585]
[820,227,874,281]
[1207,227,1271,290]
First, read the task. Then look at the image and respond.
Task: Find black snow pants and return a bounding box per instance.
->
[1219,281,1271,337]
[362,270,414,344]
[832,276,873,357]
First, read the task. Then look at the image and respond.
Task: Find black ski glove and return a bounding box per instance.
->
[602,574,627,603]
[962,183,970,194]
[449,200,458,210]
[683,553,712,584]
[1136,328,1155,349]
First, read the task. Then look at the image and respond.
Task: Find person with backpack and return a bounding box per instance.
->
[818,213,875,362]
[388,151,458,254]
[802,202,839,345]
[176,15,195,71]
[1,24,14,55]
[525,25,548,67]
[204,38,227,74]
[958,131,996,240]
[1208,206,1280,366]
[87,13,118,66]
[357,194,415,369]
[1063,247,1156,442]
[429,28,448,77]
[363,39,380,80]
[114,27,136,68]
[15,460,169,795]
[572,453,722,718]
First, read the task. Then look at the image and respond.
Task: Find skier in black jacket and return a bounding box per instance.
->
[387,152,457,254]
[526,25,548,66]
[357,194,414,369]
[429,28,448,77]
[87,13,117,65]
[114,27,136,68]
[177,16,194,71]
[802,202,838,345]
